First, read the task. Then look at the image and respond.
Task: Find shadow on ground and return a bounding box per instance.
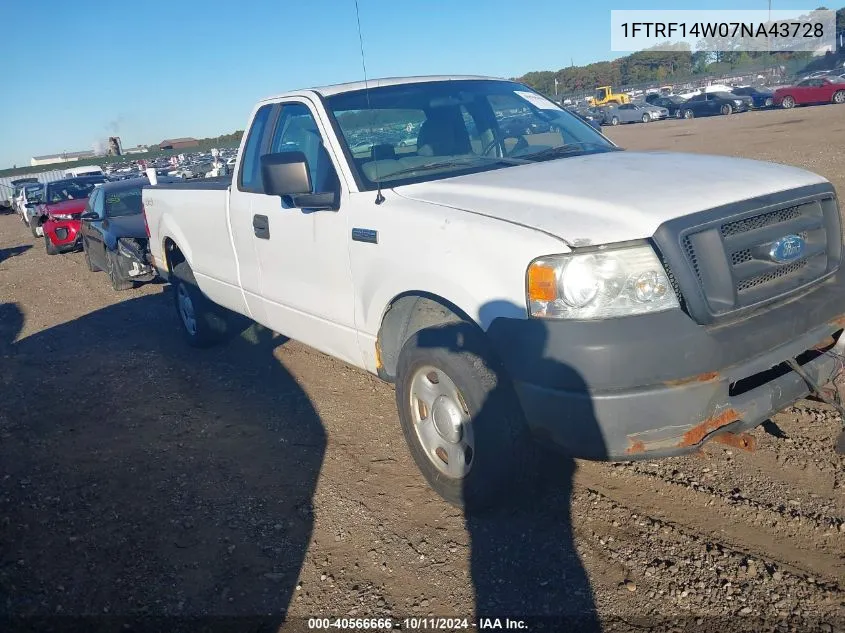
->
[0,290,605,632]
[0,292,325,631]
[0,245,31,264]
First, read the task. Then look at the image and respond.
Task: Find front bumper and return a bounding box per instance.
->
[114,239,155,281]
[43,219,82,250]
[486,273,845,460]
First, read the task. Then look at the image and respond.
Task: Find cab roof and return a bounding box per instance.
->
[260,75,506,103]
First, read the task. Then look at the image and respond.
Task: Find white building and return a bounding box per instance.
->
[30,150,96,167]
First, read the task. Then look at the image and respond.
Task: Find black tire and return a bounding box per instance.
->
[171,261,228,347]
[394,322,535,510]
[720,104,733,115]
[30,218,40,239]
[610,116,619,126]
[683,109,694,119]
[833,90,845,105]
[641,113,650,123]
[82,238,99,272]
[781,95,795,109]
[44,234,58,256]
[106,250,133,291]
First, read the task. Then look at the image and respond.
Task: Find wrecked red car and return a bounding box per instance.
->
[30,176,107,254]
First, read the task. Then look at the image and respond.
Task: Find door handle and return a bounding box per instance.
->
[253,214,270,239]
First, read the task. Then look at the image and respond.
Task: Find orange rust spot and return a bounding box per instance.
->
[663,371,720,387]
[813,335,836,351]
[626,440,646,455]
[711,432,756,452]
[831,315,845,329]
[679,408,741,448]
[374,339,384,371]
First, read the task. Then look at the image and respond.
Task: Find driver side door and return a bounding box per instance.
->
[82,188,108,270]
[245,99,361,366]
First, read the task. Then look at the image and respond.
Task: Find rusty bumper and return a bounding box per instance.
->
[487,273,845,460]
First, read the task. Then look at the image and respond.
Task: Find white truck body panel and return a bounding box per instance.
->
[141,76,834,379]
[394,151,827,246]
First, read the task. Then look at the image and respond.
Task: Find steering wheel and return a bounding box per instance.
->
[482,135,530,158]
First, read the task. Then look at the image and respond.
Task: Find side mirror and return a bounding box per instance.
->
[260,151,338,211]
[80,211,99,221]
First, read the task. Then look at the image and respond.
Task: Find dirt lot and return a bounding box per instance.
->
[1,104,844,633]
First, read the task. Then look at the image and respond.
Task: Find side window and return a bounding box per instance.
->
[238,104,274,193]
[90,189,104,217]
[269,103,338,193]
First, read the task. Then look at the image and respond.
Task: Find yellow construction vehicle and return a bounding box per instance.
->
[588,86,631,107]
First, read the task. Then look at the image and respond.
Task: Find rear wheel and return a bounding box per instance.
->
[781,95,795,109]
[30,218,41,239]
[106,250,133,291]
[683,109,694,119]
[833,90,845,104]
[171,261,228,347]
[394,322,535,509]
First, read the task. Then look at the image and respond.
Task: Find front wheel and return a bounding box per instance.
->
[720,104,733,115]
[106,250,133,291]
[833,90,845,104]
[394,322,535,509]
[683,109,694,119]
[641,113,650,123]
[44,234,58,255]
[171,261,228,347]
[781,95,795,109]
[30,218,41,239]
[82,238,99,272]
[610,116,619,126]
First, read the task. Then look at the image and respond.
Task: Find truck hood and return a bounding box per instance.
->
[43,199,87,215]
[393,151,828,246]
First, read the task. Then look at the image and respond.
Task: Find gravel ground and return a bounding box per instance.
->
[1,103,844,633]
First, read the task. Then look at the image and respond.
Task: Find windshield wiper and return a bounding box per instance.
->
[374,155,530,182]
[521,142,621,162]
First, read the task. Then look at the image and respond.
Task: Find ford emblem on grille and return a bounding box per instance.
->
[769,234,805,263]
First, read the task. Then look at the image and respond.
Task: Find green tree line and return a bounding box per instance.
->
[516,7,844,97]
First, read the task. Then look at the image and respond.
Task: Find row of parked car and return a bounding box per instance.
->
[567,75,845,126]
[6,174,172,290]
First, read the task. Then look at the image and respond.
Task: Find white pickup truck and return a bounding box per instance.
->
[143,75,845,507]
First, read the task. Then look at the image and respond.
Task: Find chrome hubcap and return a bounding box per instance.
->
[409,366,474,478]
[177,284,197,335]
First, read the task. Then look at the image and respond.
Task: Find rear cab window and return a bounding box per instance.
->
[237,104,275,193]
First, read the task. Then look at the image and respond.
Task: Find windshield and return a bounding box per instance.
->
[24,184,43,201]
[105,187,143,217]
[44,179,102,203]
[325,79,615,190]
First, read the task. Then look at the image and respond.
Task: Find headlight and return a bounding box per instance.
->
[527,244,679,319]
[50,213,73,220]
[734,100,742,106]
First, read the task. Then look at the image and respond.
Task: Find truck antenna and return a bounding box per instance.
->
[354,0,384,204]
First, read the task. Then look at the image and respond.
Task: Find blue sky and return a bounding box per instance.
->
[0,0,826,167]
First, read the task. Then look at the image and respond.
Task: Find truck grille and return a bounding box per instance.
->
[653,185,841,325]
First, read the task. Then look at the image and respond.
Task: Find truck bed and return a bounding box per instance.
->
[142,178,244,315]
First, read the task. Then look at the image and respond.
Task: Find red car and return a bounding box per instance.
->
[31,176,107,254]
[773,77,845,109]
